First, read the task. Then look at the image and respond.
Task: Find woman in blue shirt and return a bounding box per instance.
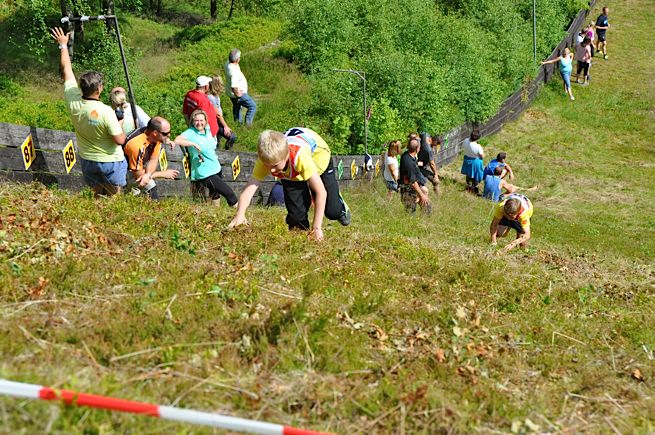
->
[173,109,238,206]
[541,47,575,101]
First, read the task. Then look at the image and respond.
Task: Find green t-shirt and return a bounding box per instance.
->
[64,79,124,162]
[180,127,221,181]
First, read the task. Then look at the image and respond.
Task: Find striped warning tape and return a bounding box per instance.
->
[0,379,331,435]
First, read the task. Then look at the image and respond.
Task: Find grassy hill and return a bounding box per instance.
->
[1,0,654,433]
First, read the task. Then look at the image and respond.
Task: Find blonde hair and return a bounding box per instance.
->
[257,130,288,164]
[503,198,521,216]
[109,89,127,109]
[208,76,225,96]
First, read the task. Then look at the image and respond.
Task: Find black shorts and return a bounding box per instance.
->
[597,33,606,42]
[499,216,525,234]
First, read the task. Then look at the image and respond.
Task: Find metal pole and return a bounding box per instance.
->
[362,72,367,155]
[112,18,138,130]
[533,0,537,64]
[61,14,138,130]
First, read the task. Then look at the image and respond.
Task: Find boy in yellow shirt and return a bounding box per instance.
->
[490,194,533,253]
[228,127,350,241]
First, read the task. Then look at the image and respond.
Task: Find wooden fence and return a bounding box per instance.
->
[0,2,594,199]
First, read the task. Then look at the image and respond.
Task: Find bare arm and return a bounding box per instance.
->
[307,173,327,241]
[540,55,562,65]
[412,181,430,206]
[228,177,260,228]
[50,28,74,82]
[232,87,242,98]
[504,163,514,180]
[500,180,517,195]
[135,156,179,186]
[172,134,202,152]
[501,227,531,253]
[490,218,500,244]
[112,132,126,146]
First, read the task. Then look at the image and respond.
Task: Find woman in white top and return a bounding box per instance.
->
[460,129,484,194]
[109,87,150,136]
[382,140,401,199]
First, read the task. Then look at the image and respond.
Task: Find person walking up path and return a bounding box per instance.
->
[225,49,257,127]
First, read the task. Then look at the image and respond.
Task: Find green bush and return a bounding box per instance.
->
[287,0,587,152]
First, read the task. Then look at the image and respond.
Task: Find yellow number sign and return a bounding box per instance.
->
[183,155,190,178]
[62,140,76,173]
[351,160,357,179]
[232,155,241,180]
[159,149,168,171]
[375,159,380,177]
[20,135,36,170]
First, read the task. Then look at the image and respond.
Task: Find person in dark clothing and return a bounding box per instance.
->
[417,132,441,194]
[399,139,431,213]
[595,7,610,59]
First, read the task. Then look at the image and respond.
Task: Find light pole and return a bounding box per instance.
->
[332,69,368,155]
[61,14,138,129]
[533,0,537,64]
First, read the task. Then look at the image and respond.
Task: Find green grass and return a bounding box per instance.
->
[1,0,654,433]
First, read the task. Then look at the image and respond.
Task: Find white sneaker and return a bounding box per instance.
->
[570,96,575,100]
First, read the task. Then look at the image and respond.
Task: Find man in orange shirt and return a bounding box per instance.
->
[123,117,179,199]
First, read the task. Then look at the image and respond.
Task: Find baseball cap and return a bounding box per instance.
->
[196,76,212,87]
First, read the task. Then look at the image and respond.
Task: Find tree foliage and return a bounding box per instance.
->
[287,0,587,153]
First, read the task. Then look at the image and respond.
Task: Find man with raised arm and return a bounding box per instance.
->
[50,27,126,197]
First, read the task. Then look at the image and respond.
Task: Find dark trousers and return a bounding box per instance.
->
[192,170,238,206]
[217,125,236,150]
[281,160,344,230]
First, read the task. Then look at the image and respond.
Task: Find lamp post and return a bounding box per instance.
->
[533,0,537,64]
[61,14,138,129]
[331,69,368,155]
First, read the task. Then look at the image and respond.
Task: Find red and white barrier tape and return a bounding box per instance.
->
[0,379,331,435]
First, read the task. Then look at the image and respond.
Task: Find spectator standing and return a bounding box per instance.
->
[173,109,237,208]
[383,140,401,199]
[417,132,441,194]
[207,75,237,150]
[228,127,351,241]
[399,139,430,213]
[595,7,610,60]
[489,194,534,253]
[541,47,575,101]
[460,129,484,194]
[575,37,592,85]
[109,87,150,135]
[586,22,596,58]
[50,27,126,197]
[182,76,219,137]
[123,117,179,199]
[225,49,257,127]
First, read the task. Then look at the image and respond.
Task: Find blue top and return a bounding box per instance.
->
[180,127,220,181]
[483,174,502,202]
[483,159,506,178]
[559,56,573,74]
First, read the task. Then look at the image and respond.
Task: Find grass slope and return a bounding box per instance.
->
[1,0,654,433]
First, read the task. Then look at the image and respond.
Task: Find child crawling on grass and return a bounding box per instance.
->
[228,127,350,241]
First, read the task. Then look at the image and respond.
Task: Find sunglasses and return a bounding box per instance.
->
[159,130,171,137]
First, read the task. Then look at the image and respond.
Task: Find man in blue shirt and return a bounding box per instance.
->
[483,152,514,180]
[595,7,610,60]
